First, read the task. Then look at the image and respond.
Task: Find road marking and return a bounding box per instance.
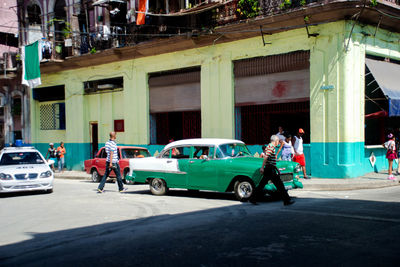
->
[281,209,400,223]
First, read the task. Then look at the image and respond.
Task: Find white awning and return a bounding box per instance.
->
[92,0,126,6]
[366,58,400,116]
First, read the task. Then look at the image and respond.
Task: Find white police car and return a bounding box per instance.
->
[0,146,54,193]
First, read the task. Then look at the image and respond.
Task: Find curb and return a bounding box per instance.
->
[301,179,400,191]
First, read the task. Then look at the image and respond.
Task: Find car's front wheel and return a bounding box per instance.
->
[149,178,168,196]
[234,180,254,202]
[91,169,100,183]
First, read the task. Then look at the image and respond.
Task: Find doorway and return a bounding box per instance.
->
[90,122,98,158]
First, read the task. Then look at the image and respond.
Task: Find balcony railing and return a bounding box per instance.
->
[38,0,399,60]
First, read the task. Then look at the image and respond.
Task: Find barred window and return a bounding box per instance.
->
[40,103,66,130]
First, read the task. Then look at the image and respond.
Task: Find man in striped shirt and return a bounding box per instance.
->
[97,132,127,193]
[250,135,294,205]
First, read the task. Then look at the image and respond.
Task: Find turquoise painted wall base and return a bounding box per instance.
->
[311,142,395,178]
[32,142,395,178]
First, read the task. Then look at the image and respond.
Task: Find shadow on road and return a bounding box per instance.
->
[1,197,399,266]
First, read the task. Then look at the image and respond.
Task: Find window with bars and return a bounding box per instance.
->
[40,103,66,130]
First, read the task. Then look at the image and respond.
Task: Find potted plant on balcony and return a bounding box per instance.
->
[236,0,260,19]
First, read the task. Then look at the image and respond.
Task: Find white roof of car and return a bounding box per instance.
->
[1,146,38,153]
[163,138,244,151]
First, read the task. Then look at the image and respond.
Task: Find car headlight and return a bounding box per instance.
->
[40,171,52,178]
[0,173,13,180]
[294,164,302,173]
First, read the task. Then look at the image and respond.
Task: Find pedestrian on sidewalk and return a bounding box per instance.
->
[384,133,397,180]
[276,126,286,141]
[56,142,66,173]
[250,135,295,206]
[293,128,310,179]
[97,132,127,193]
[45,143,56,171]
[281,134,295,161]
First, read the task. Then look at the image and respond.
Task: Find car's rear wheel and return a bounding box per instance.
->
[149,178,168,196]
[123,169,134,185]
[234,180,254,202]
[91,169,100,183]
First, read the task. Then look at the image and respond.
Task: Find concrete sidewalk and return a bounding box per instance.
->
[54,170,400,191]
[301,172,400,191]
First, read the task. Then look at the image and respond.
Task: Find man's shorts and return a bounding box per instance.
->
[293,154,306,166]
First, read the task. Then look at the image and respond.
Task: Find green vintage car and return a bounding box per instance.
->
[125,138,303,201]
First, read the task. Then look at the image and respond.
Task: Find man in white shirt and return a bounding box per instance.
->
[292,128,310,179]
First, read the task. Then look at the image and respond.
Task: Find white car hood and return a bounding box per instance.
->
[0,164,51,174]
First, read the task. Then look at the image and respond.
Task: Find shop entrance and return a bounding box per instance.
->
[234,51,311,144]
[149,67,201,144]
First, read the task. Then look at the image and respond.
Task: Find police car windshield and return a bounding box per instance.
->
[0,152,45,165]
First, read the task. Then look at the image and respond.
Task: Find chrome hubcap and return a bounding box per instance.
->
[152,179,162,191]
[238,182,252,198]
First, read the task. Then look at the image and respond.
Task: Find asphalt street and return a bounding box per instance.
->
[0,179,399,266]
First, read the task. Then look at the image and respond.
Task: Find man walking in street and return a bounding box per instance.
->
[293,128,310,179]
[97,132,127,193]
[250,135,295,206]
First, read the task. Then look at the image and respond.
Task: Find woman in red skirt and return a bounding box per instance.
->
[384,133,397,180]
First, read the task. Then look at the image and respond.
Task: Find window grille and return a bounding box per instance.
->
[40,103,66,130]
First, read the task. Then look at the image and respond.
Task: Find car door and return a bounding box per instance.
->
[187,146,218,190]
[159,147,187,187]
[97,148,107,176]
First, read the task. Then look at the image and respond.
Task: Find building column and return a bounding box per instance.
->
[64,78,88,170]
[201,54,235,139]
[123,68,149,145]
[310,22,365,178]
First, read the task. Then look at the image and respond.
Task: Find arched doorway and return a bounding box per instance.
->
[26,3,43,44]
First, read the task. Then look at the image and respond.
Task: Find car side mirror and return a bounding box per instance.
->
[47,159,55,165]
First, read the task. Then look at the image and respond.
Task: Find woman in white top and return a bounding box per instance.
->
[281,135,295,161]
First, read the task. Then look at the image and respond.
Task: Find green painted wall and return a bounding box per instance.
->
[32,21,400,177]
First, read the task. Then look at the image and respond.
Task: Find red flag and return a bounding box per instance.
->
[137,0,147,25]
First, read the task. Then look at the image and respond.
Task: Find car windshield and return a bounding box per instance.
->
[122,148,150,158]
[0,152,45,165]
[217,143,252,158]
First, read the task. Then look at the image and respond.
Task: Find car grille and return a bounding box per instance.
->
[280,173,293,182]
[14,173,39,180]
[13,184,40,189]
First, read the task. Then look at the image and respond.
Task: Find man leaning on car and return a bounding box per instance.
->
[250,135,295,206]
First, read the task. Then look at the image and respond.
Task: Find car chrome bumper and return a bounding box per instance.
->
[0,178,54,193]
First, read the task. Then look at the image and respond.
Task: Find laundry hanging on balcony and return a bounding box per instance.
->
[21,40,42,89]
[136,0,148,25]
[366,58,400,117]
